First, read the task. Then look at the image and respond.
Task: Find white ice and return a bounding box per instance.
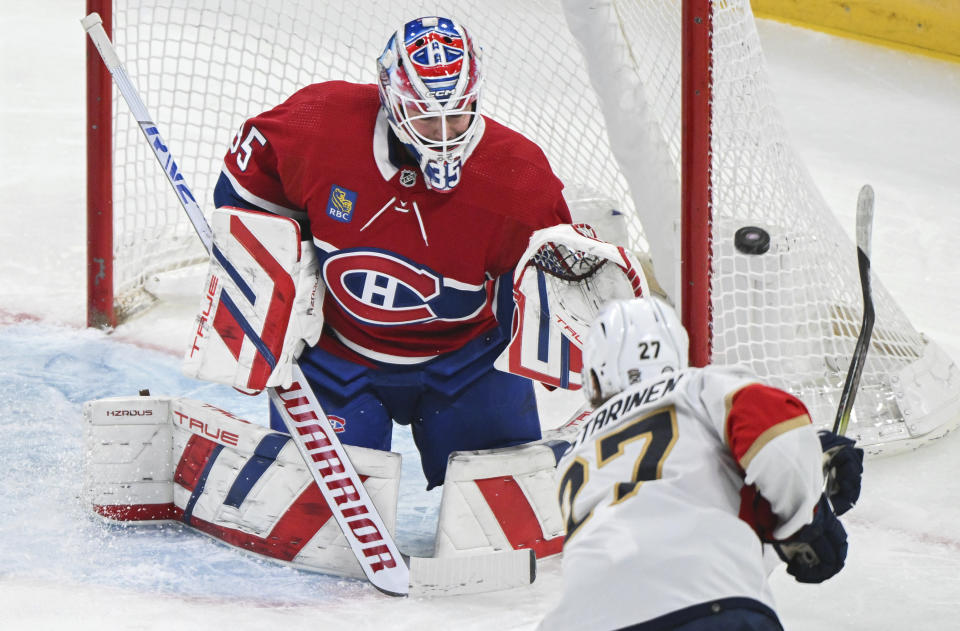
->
[2,2,960,629]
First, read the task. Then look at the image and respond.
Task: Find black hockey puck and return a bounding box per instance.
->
[734,226,771,255]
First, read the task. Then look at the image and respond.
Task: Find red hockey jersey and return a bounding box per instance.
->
[219,81,571,364]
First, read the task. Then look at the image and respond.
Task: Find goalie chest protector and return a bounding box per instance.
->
[221,81,571,364]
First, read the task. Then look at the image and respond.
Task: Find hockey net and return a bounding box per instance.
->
[87,0,960,452]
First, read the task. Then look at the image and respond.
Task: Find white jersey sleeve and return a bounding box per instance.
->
[696,367,823,539]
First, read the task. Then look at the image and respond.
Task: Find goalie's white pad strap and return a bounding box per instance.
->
[182,207,323,392]
[495,224,650,389]
[83,396,400,579]
[433,441,567,559]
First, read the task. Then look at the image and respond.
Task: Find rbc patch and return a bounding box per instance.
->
[326,185,357,223]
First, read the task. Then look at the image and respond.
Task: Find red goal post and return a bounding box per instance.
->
[682,0,713,369]
[86,0,113,328]
[86,0,960,452]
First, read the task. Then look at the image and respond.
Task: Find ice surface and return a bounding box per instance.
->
[2,2,959,629]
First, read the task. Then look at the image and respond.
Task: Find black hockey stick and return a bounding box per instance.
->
[832,185,876,436]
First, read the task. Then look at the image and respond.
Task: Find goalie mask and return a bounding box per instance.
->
[377,16,484,192]
[582,298,689,407]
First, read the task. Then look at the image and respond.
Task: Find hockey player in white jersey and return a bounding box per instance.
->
[540,298,862,631]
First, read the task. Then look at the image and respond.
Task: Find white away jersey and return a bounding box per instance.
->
[539,366,823,631]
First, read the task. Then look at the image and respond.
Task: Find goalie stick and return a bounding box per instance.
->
[832,184,876,436]
[81,12,534,597]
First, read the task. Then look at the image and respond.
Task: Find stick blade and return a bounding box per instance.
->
[856,184,875,256]
[408,549,536,597]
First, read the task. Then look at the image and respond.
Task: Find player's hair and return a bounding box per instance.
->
[582,298,689,407]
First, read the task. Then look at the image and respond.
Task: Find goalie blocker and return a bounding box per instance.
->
[182,207,324,393]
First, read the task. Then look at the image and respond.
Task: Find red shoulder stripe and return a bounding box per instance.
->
[725,383,812,469]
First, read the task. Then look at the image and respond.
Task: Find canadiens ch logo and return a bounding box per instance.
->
[326,185,357,223]
[321,249,488,326]
[327,414,346,433]
[399,169,417,188]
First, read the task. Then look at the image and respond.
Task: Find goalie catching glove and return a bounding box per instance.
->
[183,207,324,392]
[495,223,650,389]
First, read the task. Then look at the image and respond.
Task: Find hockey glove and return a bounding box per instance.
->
[774,494,848,584]
[818,430,864,515]
[493,223,651,389]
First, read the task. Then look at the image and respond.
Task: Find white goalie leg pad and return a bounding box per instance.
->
[83,396,401,579]
[82,396,177,522]
[494,223,651,390]
[433,440,568,560]
[167,398,401,579]
[182,206,324,393]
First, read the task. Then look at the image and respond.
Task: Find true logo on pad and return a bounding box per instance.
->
[327,185,357,223]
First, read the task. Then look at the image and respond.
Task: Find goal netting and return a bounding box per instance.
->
[87,0,960,452]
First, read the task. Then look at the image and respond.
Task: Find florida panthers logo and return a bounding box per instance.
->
[321,249,489,326]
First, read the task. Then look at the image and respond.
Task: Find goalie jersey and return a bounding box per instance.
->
[215,81,571,364]
[541,366,823,631]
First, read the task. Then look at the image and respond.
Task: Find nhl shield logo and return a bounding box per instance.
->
[399,169,417,188]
